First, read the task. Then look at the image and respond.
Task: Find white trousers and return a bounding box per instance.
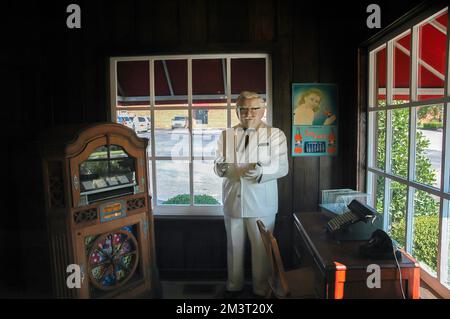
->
[224,215,276,296]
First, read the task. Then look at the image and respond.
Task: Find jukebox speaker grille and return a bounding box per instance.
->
[73,208,98,224]
[48,161,65,208]
[127,197,145,211]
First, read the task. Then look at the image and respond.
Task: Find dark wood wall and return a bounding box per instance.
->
[3,0,426,296]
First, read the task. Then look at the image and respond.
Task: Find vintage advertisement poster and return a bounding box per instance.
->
[291,83,338,157]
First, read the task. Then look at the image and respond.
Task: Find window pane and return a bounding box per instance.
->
[391,108,409,178]
[373,111,386,170]
[393,31,411,103]
[415,104,443,188]
[193,59,227,107]
[417,9,448,101]
[193,160,222,206]
[116,111,134,130]
[147,161,153,197]
[155,110,189,157]
[155,60,188,107]
[116,60,150,107]
[389,180,407,248]
[375,174,385,214]
[156,160,190,205]
[231,58,266,104]
[116,110,151,156]
[412,189,439,275]
[375,46,387,107]
[368,172,385,223]
[193,109,226,157]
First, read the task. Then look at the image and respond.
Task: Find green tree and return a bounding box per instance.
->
[375,106,439,271]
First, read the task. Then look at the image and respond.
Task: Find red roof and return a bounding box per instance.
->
[376,10,448,101]
[116,58,266,106]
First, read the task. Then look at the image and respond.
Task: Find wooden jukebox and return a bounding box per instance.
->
[40,123,156,298]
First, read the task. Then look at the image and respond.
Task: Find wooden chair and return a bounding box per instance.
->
[257,220,316,299]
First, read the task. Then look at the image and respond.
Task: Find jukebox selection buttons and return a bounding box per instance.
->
[99,200,127,223]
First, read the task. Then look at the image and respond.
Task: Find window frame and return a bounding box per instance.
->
[109,53,272,216]
[365,6,450,293]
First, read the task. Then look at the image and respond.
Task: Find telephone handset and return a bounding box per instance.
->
[325,200,377,234]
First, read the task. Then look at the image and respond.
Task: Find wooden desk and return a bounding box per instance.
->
[293,212,420,299]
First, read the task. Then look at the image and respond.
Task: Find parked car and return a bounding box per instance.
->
[171,116,189,129]
[133,116,151,132]
[118,116,134,129]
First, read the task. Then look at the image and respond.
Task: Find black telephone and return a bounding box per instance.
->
[359,229,402,260]
[325,200,377,234]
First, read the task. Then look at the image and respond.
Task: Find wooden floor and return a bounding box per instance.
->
[160,281,257,299]
[1,281,439,299]
[158,280,440,299]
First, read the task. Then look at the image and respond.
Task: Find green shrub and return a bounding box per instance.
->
[422,122,442,130]
[391,215,439,271]
[163,194,219,205]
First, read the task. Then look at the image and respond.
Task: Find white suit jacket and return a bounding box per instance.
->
[213,122,289,218]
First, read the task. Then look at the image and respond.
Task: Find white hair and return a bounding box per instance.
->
[236,91,265,107]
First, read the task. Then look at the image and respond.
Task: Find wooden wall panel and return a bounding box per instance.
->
[135,0,154,46]
[318,3,344,194]
[272,0,293,267]
[151,0,180,47]
[111,0,136,46]
[249,0,275,42]
[208,0,250,43]
[292,1,320,213]
[180,0,208,45]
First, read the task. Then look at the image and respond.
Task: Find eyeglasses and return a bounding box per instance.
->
[237,107,261,114]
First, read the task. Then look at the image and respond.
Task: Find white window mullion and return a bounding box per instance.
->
[188,58,194,206]
[149,59,157,209]
[411,26,419,103]
[266,55,273,125]
[227,58,232,128]
[369,51,376,108]
[110,60,118,122]
[438,199,449,285]
[367,51,376,208]
[366,171,374,207]
[367,111,375,168]
[384,110,392,231]
[367,111,378,209]
[406,27,418,253]
[387,41,394,106]
[384,40,394,232]
[405,187,415,253]
[383,178,392,232]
